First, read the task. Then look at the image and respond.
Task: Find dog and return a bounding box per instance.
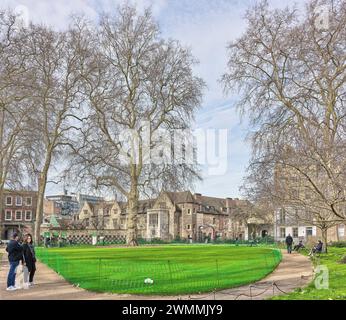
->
[15,265,30,289]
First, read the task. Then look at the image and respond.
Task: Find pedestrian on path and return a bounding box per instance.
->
[6,233,24,291]
[23,234,37,287]
[285,234,293,254]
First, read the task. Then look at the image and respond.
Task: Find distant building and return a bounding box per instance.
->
[45,191,104,217]
[273,165,346,243]
[0,189,37,239]
[77,191,266,242]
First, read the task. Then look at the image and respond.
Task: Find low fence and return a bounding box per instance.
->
[36,248,282,296]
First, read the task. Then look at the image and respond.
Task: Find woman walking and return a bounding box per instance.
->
[23,234,37,287]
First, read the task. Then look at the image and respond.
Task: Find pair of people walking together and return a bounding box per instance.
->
[6,233,36,291]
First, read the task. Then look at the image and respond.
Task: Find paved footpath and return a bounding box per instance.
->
[0,248,313,300]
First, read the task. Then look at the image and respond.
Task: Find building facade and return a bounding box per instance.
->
[77,191,267,242]
[46,191,104,217]
[0,190,37,239]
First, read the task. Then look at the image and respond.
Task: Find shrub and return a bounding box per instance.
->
[331,241,346,248]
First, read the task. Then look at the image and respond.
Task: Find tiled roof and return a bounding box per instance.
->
[165,191,194,204]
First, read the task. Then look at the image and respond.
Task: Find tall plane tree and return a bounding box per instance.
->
[25,23,86,244]
[71,6,204,245]
[222,0,346,241]
[0,11,34,237]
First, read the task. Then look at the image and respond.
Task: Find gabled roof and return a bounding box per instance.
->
[165,191,194,204]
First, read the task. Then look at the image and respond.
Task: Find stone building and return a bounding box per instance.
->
[273,164,346,243]
[77,191,261,242]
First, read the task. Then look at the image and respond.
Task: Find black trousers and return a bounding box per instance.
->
[28,264,36,283]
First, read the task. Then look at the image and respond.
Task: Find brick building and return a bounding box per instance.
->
[0,189,38,239]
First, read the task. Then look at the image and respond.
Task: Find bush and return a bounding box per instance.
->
[171,236,188,244]
[137,238,168,245]
[331,241,346,248]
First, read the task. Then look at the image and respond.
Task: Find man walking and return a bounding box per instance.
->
[6,233,24,291]
[285,234,294,254]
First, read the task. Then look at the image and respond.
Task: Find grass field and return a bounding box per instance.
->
[36,245,282,295]
[272,247,346,300]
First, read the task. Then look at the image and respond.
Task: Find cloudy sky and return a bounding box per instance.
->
[1,0,304,199]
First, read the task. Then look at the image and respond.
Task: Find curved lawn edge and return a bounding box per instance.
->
[36,245,283,296]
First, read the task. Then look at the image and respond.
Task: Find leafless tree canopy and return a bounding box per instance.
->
[222,0,346,246]
[65,6,205,245]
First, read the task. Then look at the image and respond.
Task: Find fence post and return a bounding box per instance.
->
[264,254,268,270]
[167,260,173,286]
[98,258,101,290]
[215,259,220,288]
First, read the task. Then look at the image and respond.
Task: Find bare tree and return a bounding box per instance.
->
[222,0,346,246]
[69,6,204,245]
[24,22,87,244]
[0,11,36,237]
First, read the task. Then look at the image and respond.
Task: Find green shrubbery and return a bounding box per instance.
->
[331,241,346,248]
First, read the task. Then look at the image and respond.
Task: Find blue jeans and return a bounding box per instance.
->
[7,261,20,288]
[287,245,292,254]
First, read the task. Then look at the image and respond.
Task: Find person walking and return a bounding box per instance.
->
[22,234,37,287]
[6,233,24,291]
[285,234,294,254]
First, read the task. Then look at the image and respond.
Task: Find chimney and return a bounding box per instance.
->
[194,193,202,201]
[226,198,233,209]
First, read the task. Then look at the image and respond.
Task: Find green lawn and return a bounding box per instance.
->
[272,247,346,300]
[36,245,281,295]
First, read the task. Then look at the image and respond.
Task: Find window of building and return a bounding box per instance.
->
[6,196,12,206]
[120,218,126,225]
[149,214,158,226]
[159,202,167,209]
[306,227,313,237]
[280,228,286,238]
[26,197,32,206]
[113,219,118,228]
[293,227,299,238]
[15,210,22,221]
[5,210,12,221]
[213,218,216,224]
[187,225,191,230]
[193,208,196,213]
[85,218,90,227]
[15,196,22,206]
[187,209,191,215]
[113,209,118,215]
[338,225,345,237]
[25,211,32,221]
[279,209,286,224]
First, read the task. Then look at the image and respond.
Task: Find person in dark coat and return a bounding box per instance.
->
[285,234,294,254]
[6,233,24,291]
[294,240,305,252]
[308,240,324,256]
[22,234,37,286]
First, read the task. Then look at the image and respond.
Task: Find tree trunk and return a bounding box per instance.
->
[0,188,3,239]
[321,228,328,254]
[126,165,139,246]
[34,152,52,245]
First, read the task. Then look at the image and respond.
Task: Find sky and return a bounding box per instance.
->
[1,0,305,199]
